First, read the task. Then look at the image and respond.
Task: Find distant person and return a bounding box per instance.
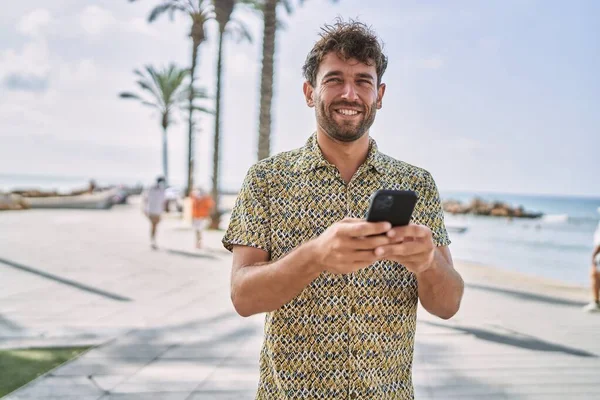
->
[143,177,166,250]
[583,209,600,312]
[88,179,96,194]
[191,188,214,249]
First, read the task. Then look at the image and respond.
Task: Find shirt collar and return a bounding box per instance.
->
[297,132,386,174]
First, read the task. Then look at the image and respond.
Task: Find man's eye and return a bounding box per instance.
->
[326,78,342,83]
[358,80,372,85]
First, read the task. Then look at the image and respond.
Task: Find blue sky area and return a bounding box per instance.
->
[1,0,598,196]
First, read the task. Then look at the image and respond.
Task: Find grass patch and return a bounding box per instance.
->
[0,347,89,397]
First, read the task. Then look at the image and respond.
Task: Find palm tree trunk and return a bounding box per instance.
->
[187,41,199,197]
[257,0,278,161]
[162,125,169,186]
[210,31,225,229]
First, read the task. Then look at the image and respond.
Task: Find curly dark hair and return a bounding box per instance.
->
[302,19,388,87]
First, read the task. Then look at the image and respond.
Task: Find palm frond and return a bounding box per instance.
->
[227,18,253,43]
[179,86,212,100]
[191,106,215,114]
[136,79,162,105]
[148,3,172,22]
[280,0,293,15]
[149,2,188,22]
[119,92,142,100]
[181,104,215,114]
[120,64,191,119]
[141,101,161,109]
[237,0,263,14]
[276,18,286,30]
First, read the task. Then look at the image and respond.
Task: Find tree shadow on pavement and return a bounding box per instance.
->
[0,257,131,302]
[466,283,587,308]
[0,315,25,344]
[423,321,596,357]
[164,249,218,260]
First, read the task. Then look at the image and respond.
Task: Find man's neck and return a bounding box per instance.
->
[316,130,370,184]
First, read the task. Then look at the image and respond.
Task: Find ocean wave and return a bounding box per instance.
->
[541,214,569,223]
[538,214,598,226]
[489,236,591,252]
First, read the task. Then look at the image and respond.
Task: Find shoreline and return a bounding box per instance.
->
[453,258,589,302]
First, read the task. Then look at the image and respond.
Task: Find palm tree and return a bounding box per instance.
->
[119,65,190,185]
[254,0,338,161]
[210,0,252,229]
[256,0,279,161]
[129,0,214,196]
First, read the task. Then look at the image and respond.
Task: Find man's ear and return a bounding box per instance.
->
[303,81,315,108]
[376,83,386,109]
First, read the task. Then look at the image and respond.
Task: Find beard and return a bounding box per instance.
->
[315,99,377,143]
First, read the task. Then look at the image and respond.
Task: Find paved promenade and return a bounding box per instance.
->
[1,198,599,399]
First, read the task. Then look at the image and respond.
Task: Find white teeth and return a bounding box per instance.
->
[337,109,359,116]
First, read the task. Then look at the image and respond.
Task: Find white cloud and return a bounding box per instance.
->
[79,5,117,36]
[0,98,49,131]
[56,59,98,87]
[0,40,51,90]
[16,8,53,37]
[125,17,159,37]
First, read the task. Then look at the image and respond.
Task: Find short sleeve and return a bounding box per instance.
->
[222,162,271,253]
[412,170,451,247]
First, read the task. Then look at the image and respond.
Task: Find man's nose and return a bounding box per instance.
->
[340,82,359,101]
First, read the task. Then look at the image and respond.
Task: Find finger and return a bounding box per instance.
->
[340,217,364,223]
[386,223,430,240]
[341,220,392,238]
[350,249,382,263]
[333,247,380,264]
[374,241,425,258]
[352,235,394,250]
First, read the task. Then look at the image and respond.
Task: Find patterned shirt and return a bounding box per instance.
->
[223,133,450,399]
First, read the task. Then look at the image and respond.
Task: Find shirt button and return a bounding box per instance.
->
[352,350,358,357]
[350,392,358,399]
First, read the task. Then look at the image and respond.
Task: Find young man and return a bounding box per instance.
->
[191,188,214,249]
[583,210,600,312]
[143,177,166,250]
[223,20,464,399]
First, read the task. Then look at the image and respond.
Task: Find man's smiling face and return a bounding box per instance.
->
[305,52,385,142]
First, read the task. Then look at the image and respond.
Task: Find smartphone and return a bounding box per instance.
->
[366,189,418,227]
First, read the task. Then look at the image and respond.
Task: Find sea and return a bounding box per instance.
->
[2,174,599,287]
[441,192,600,287]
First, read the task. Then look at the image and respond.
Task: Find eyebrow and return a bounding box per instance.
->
[321,71,343,80]
[321,71,375,81]
[355,73,375,81]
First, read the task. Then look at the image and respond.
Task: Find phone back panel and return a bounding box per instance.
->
[366,190,418,227]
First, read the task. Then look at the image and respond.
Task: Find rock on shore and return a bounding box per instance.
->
[0,193,29,210]
[443,197,542,219]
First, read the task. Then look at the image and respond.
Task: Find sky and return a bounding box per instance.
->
[1,0,599,197]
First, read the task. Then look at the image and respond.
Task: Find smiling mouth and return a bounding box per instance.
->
[334,108,362,117]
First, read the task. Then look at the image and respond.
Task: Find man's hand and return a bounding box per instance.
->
[311,218,393,274]
[373,223,436,275]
